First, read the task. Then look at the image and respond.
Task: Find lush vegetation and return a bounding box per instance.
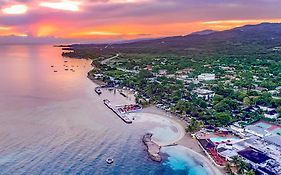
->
[62,23,281,129]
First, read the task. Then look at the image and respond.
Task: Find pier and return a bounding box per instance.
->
[103,99,132,124]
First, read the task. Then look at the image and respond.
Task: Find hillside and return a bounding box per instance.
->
[66,23,281,59]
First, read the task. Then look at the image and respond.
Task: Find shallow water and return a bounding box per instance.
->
[0,45,211,175]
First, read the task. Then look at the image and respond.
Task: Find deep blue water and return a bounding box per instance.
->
[0,45,211,175]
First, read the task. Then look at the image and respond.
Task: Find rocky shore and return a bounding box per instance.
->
[142,133,161,162]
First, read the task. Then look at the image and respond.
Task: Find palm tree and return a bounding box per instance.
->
[246,170,255,175]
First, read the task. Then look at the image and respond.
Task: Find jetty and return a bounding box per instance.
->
[103,99,132,124]
[143,133,161,162]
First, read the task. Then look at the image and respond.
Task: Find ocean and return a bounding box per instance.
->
[0,45,211,175]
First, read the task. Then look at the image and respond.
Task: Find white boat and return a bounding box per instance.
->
[106,158,114,164]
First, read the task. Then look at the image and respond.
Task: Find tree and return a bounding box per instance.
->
[138,70,153,79]
[216,112,232,126]
[224,163,234,175]
[243,97,251,106]
[232,156,248,175]
[186,119,203,133]
[213,95,224,105]
[277,106,281,114]
[246,170,255,175]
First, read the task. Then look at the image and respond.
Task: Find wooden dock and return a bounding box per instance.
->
[103,99,132,124]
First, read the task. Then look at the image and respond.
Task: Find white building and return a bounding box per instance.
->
[198,73,216,81]
[230,122,245,133]
[192,88,215,100]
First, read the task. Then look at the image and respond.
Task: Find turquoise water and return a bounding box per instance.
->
[0,45,212,175]
[161,146,210,175]
[210,137,239,143]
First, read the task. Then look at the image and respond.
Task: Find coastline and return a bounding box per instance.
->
[140,106,224,175]
[80,55,224,175]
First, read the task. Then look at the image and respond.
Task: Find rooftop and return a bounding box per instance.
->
[238,147,270,164]
[264,135,281,147]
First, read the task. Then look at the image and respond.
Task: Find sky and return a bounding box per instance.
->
[0,0,281,44]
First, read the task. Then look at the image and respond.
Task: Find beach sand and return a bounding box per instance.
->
[139,106,224,175]
[91,87,224,175]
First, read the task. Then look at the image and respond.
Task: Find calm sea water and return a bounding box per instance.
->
[0,45,210,175]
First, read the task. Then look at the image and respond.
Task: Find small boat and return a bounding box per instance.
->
[51,65,54,67]
[54,70,58,72]
[95,87,102,95]
[120,92,127,97]
[106,158,114,164]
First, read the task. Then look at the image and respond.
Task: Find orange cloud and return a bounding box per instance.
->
[37,25,58,37]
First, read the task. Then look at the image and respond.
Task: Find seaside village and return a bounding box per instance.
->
[91,60,281,175]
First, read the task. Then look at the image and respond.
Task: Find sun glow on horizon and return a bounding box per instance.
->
[0,26,11,30]
[2,4,28,15]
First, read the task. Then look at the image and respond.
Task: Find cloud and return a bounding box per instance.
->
[2,4,28,14]
[39,0,81,11]
[0,0,281,43]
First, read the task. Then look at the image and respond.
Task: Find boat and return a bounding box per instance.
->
[54,70,58,72]
[106,158,114,164]
[95,87,102,95]
[120,92,127,97]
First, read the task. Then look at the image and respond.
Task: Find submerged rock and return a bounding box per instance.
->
[143,133,161,162]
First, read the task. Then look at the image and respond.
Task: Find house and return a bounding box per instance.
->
[198,73,216,81]
[258,105,275,112]
[158,69,167,75]
[176,68,193,75]
[143,65,153,71]
[264,110,279,119]
[192,88,215,100]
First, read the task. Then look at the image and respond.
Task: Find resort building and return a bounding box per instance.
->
[198,73,216,81]
[192,88,215,100]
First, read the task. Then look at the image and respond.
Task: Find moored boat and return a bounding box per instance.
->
[106,158,114,164]
[95,87,102,95]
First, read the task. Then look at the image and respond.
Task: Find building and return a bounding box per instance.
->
[264,135,281,147]
[198,73,216,81]
[238,147,270,164]
[264,110,279,119]
[245,125,271,138]
[143,65,152,71]
[230,122,245,133]
[192,88,215,100]
[158,69,167,75]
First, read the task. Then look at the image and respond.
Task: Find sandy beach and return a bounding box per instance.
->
[89,85,224,175]
[138,106,224,175]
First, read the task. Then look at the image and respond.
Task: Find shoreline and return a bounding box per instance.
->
[84,58,224,175]
[140,106,224,175]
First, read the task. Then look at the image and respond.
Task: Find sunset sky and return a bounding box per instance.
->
[0,0,281,43]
